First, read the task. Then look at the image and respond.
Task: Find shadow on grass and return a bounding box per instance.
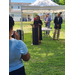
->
[23,33,65,75]
[24,33,65,57]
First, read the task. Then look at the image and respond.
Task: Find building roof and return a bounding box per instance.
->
[11,2,31,5]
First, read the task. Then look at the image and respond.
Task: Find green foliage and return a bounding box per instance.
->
[33,13,37,18]
[53,0,65,5]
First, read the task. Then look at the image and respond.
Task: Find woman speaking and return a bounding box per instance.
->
[9,16,30,75]
[34,15,43,43]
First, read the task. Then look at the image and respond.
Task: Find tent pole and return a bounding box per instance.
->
[27,14,28,22]
[32,13,33,21]
[53,11,54,20]
[21,6,23,41]
[21,6,23,30]
[42,13,43,20]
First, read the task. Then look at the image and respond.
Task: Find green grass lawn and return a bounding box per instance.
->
[14,20,65,75]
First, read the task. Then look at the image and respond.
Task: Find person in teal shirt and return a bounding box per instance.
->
[9,15,30,75]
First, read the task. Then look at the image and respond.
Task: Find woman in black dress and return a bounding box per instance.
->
[34,15,43,43]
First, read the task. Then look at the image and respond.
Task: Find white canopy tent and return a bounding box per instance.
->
[21,0,65,30]
[30,0,59,6]
[22,0,65,13]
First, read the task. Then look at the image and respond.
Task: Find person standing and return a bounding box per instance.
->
[53,12,63,41]
[34,15,43,44]
[44,14,51,35]
[9,16,30,75]
[34,15,37,21]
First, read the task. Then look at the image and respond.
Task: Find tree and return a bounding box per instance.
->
[52,0,65,5]
[33,13,37,18]
[59,0,65,5]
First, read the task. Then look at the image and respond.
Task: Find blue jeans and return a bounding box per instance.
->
[46,25,50,35]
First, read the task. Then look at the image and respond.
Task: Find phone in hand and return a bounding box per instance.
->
[12,31,15,38]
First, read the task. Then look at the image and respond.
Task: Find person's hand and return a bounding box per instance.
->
[47,26,49,28]
[44,21,46,23]
[46,21,48,23]
[57,24,59,27]
[39,23,42,25]
[15,32,20,40]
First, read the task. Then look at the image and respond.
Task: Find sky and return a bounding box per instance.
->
[11,0,36,3]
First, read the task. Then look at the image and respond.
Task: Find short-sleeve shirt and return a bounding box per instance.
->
[9,38,28,72]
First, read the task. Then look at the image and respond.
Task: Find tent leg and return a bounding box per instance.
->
[32,13,33,21]
[27,14,28,22]
[52,11,54,20]
[21,6,23,30]
[21,6,23,41]
[42,13,43,20]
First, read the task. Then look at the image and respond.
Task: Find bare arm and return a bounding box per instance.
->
[21,52,30,61]
[15,31,20,40]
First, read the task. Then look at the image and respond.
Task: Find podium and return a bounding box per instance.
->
[31,24,40,45]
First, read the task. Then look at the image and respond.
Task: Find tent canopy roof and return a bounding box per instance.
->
[22,6,65,13]
[22,6,64,10]
[30,0,59,6]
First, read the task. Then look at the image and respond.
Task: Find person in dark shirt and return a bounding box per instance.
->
[53,12,63,41]
[34,15,43,43]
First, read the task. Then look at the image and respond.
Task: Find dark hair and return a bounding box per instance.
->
[36,15,40,20]
[38,16,40,20]
[60,12,62,14]
[36,15,39,16]
[9,15,14,31]
[47,13,49,15]
[36,14,38,16]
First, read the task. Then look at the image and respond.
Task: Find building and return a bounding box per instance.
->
[10,2,34,21]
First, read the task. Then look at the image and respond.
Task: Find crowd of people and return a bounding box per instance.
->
[33,12,63,41]
[9,12,63,75]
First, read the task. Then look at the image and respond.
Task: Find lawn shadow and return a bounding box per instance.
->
[23,33,65,59]
[23,30,65,75]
